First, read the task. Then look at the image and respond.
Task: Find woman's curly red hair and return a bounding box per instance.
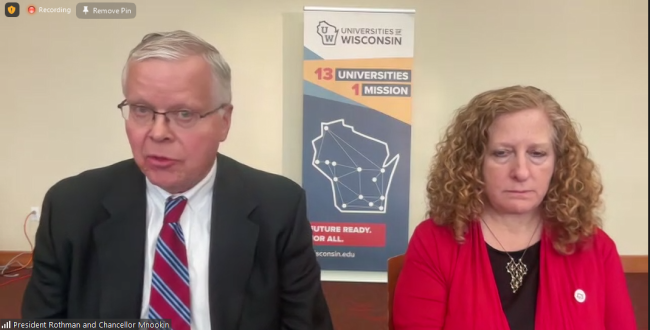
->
[426,85,603,255]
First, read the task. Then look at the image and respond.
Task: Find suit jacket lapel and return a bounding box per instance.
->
[209,154,260,330]
[93,161,147,318]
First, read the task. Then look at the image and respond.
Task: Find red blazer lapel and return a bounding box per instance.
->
[445,222,511,330]
[536,230,603,330]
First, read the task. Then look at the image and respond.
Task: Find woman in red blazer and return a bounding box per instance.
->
[392,86,637,330]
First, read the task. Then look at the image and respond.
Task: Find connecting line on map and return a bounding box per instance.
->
[311,119,399,214]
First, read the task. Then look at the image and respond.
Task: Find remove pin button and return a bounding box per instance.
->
[76,2,136,19]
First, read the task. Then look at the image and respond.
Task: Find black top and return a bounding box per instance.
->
[487,241,541,330]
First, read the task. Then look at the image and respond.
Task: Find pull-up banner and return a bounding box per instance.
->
[302,6,415,272]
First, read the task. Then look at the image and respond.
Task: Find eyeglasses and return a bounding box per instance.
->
[117,100,225,129]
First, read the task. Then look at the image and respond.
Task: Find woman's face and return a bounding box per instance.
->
[482,108,556,216]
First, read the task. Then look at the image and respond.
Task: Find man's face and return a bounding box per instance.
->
[123,55,232,193]
[482,108,555,216]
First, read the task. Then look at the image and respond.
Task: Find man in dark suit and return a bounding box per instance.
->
[21,30,333,330]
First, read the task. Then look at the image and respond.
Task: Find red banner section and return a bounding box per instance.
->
[310,222,386,247]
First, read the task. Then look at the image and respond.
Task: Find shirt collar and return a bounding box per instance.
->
[145,158,217,210]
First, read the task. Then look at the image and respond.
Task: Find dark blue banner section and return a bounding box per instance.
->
[302,94,410,272]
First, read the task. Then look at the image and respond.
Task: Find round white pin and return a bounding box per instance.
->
[574,289,586,303]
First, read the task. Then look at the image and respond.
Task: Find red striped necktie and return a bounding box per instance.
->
[147,196,191,330]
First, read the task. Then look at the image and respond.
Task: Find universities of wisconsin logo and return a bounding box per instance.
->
[317,21,338,45]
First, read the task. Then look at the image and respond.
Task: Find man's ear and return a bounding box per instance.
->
[217,104,233,142]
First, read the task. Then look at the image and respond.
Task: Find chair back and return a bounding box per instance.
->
[387,254,405,330]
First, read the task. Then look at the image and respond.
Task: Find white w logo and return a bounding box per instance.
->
[317,21,338,46]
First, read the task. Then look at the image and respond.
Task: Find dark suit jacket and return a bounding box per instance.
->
[21,153,333,330]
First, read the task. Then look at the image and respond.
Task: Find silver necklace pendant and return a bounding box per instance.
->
[479,217,540,294]
[506,257,528,293]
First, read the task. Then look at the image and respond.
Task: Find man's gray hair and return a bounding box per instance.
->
[121,30,232,105]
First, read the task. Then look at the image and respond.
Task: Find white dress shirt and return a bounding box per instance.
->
[140,159,216,330]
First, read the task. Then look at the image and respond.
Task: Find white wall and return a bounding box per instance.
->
[1,0,647,264]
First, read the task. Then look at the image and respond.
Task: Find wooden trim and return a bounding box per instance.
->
[0,251,647,273]
[621,255,648,273]
[0,251,32,269]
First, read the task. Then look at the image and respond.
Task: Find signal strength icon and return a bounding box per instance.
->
[1,321,11,329]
